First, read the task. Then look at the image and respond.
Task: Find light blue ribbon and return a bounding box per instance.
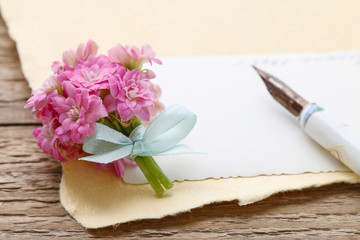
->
[79,105,197,164]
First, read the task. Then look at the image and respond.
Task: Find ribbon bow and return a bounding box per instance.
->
[80,105,197,164]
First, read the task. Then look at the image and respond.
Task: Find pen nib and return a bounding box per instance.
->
[253,66,309,116]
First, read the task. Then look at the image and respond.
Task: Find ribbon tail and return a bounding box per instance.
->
[79,145,133,164]
[140,144,201,156]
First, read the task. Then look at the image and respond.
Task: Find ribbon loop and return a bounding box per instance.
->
[142,105,197,154]
[79,105,197,164]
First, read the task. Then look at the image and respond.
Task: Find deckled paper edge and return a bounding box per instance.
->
[59,161,360,229]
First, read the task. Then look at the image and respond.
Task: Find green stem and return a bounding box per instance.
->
[102,118,117,130]
[111,119,124,133]
[131,117,142,129]
[135,156,164,196]
[122,123,134,136]
[142,156,173,189]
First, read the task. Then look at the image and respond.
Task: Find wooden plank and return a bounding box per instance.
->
[0,8,360,239]
[0,78,30,102]
[0,11,38,125]
[0,101,38,125]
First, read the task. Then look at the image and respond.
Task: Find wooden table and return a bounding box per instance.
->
[0,12,359,239]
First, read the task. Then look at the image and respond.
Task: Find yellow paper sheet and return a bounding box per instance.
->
[2,0,360,228]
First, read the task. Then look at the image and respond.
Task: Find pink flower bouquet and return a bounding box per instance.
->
[26,40,196,195]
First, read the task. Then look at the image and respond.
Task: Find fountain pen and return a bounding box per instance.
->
[253,66,360,175]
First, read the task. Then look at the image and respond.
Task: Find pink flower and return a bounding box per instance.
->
[62,39,99,68]
[62,50,77,68]
[114,157,137,178]
[59,141,84,161]
[34,126,65,162]
[49,140,72,162]
[104,68,157,121]
[140,69,156,79]
[33,118,81,162]
[33,120,58,155]
[51,61,74,75]
[76,39,99,61]
[27,40,165,179]
[51,61,64,73]
[94,157,137,178]
[52,84,108,143]
[148,83,165,118]
[68,55,114,92]
[25,76,62,117]
[35,105,56,125]
[108,44,162,70]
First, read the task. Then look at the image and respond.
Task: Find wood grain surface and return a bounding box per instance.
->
[0,12,359,239]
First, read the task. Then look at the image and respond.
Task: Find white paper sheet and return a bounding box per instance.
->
[124,52,360,183]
